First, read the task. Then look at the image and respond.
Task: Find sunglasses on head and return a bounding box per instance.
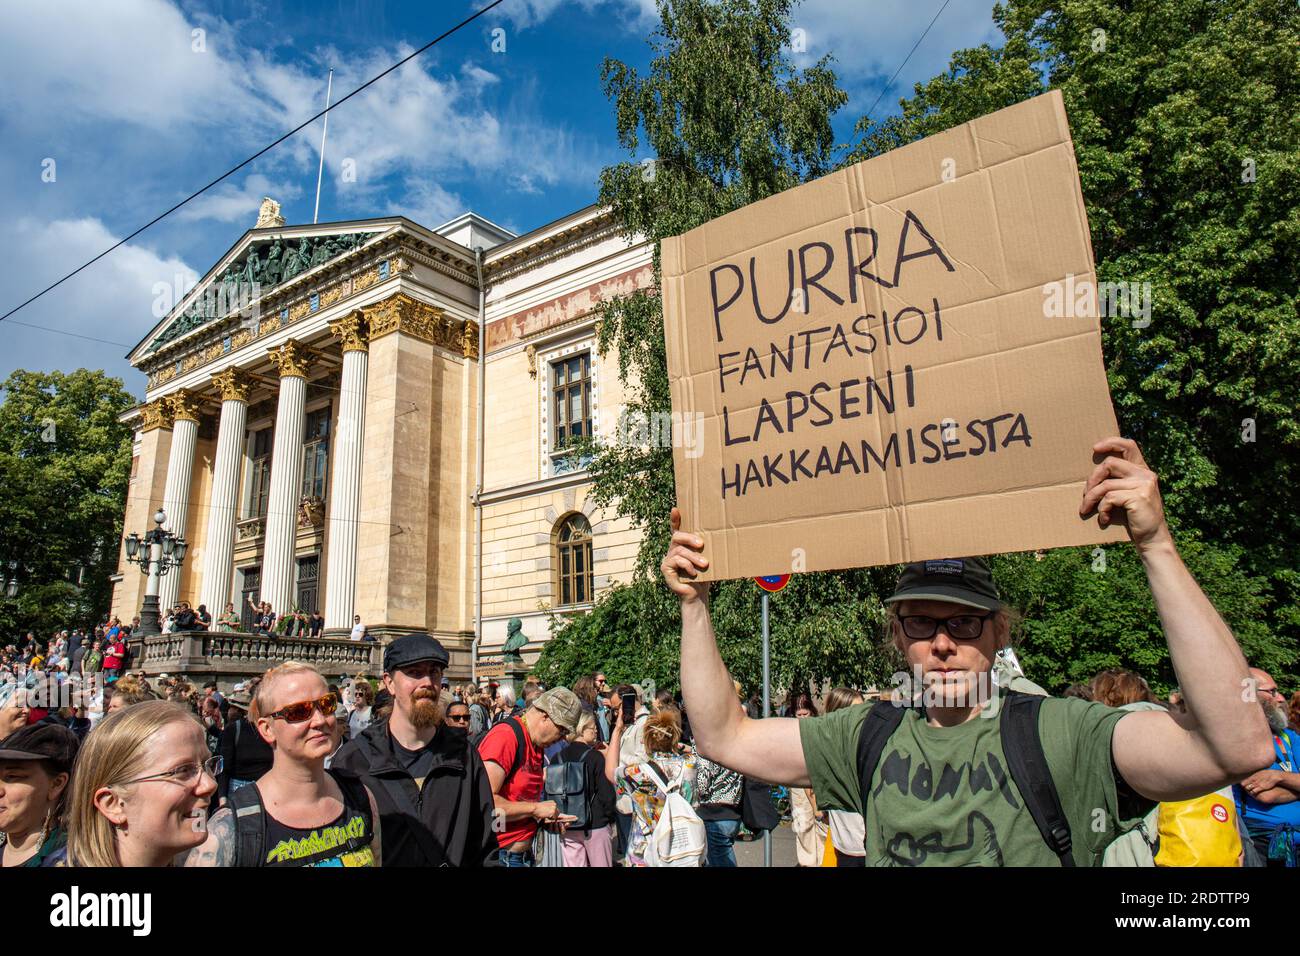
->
[897,613,993,641]
[266,692,338,723]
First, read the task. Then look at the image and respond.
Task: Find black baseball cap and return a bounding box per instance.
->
[885,557,1002,611]
[383,633,450,673]
[0,723,80,773]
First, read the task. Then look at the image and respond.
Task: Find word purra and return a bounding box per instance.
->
[49,887,152,937]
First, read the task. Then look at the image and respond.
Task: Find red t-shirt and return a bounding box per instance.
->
[477,717,543,849]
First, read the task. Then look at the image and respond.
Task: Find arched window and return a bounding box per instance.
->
[556,514,593,606]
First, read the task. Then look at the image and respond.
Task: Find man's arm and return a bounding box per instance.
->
[665,508,809,787]
[182,809,235,866]
[1082,439,1275,801]
[483,760,557,824]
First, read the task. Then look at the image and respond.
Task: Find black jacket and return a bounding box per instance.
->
[332,718,498,867]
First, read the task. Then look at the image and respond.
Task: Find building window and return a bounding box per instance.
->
[556,513,593,607]
[301,406,330,500]
[296,555,319,614]
[239,567,261,630]
[247,428,273,518]
[551,353,592,460]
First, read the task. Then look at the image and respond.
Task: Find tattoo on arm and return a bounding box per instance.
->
[183,808,236,867]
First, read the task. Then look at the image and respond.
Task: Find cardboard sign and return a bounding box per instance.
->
[662,91,1125,581]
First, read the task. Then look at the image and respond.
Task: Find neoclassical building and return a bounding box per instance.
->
[111,200,652,677]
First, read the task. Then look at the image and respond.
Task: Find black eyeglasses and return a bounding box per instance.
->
[898,613,993,641]
[446,713,470,723]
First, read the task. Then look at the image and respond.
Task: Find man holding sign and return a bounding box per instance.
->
[663,438,1273,866]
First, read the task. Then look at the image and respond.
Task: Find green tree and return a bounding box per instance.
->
[547,0,903,699]
[846,0,1299,679]
[0,370,134,640]
[553,0,1298,695]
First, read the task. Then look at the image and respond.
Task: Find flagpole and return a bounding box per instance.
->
[313,69,334,225]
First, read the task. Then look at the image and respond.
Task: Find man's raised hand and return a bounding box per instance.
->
[661,507,711,604]
[1080,438,1172,552]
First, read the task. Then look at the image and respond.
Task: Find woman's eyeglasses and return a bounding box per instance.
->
[121,756,222,787]
[266,692,338,723]
[445,712,470,723]
[897,613,993,641]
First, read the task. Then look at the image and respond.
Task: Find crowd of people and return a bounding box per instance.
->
[2,438,1297,868]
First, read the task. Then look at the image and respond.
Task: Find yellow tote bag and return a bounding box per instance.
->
[1154,795,1241,867]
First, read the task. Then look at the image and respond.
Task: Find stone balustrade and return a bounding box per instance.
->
[131,630,382,686]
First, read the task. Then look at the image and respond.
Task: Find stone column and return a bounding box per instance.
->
[260,340,315,614]
[111,398,172,624]
[324,312,369,630]
[198,368,253,618]
[157,389,202,613]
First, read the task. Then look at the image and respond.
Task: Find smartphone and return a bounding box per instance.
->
[621,691,636,723]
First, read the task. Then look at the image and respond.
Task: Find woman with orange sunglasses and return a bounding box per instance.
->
[185,661,381,867]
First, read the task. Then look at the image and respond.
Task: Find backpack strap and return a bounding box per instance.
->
[327,769,374,853]
[505,716,528,780]
[228,781,266,868]
[855,700,909,843]
[641,760,676,796]
[999,691,1074,866]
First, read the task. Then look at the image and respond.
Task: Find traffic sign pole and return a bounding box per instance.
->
[762,590,771,869]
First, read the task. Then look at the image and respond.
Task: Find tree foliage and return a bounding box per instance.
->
[550,0,1298,694]
[0,370,134,639]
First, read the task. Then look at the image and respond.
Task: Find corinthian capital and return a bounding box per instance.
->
[329,310,370,353]
[211,367,254,403]
[140,398,174,432]
[267,339,315,379]
[168,389,203,423]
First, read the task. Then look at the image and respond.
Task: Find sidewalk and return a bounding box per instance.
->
[734,821,799,867]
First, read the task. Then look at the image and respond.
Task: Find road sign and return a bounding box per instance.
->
[754,574,791,593]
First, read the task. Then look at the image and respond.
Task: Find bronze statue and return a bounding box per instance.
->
[502,617,528,663]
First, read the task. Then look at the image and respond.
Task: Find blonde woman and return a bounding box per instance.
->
[186,661,380,867]
[60,700,218,866]
[788,694,827,866]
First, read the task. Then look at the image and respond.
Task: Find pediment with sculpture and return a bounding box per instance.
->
[146,231,376,354]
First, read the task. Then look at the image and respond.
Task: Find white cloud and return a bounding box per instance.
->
[389,180,467,229]
[790,0,1002,113]
[174,174,304,225]
[0,218,199,392]
[487,0,658,32]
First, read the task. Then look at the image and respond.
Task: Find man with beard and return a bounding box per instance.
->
[1234,667,1300,865]
[332,634,498,866]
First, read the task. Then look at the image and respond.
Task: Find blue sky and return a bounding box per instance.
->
[0,0,1000,396]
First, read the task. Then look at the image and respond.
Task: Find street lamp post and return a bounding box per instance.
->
[124,508,188,637]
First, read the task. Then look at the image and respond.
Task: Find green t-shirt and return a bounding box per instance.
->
[799,695,1150,866]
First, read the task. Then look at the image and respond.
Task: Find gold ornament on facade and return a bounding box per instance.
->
[320,281,347,309]
[392,257,412,276]
[140,399,174,432]
[168,389,204,423]
[181,353,202,372]
[267,340,316,379]
[363,292,468,354]
[329,310,369,353]
[258,316,282,336]
[231,329,253,350]
[462,319,480,359]
[353,268,379,294]
[289,300,311,322]
[211,367,254,403]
